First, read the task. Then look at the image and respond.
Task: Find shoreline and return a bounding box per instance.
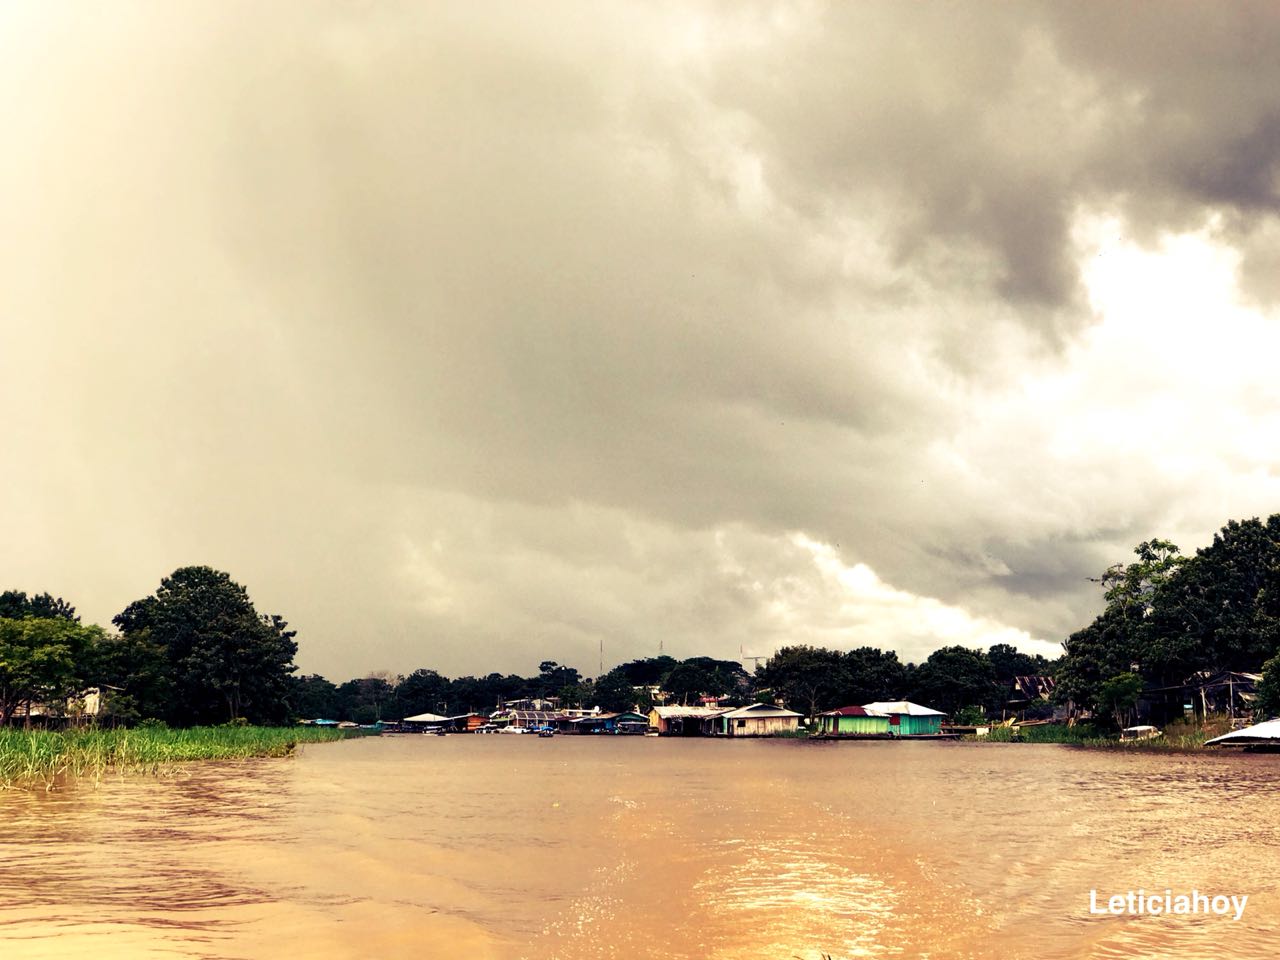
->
[0,725,352,792]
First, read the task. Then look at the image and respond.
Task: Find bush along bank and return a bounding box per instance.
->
[0,724,351,791]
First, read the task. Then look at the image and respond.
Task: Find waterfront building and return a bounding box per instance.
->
[816,705,893,736]
[705,703,802,737]
[861,701,945,736]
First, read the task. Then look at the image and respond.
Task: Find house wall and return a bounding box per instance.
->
[891,715,942,735]
[825,715,890,735]
[726,715,799,737]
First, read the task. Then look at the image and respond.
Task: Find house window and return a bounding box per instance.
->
[736,719,746,728]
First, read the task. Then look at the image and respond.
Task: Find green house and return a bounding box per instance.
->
[817,706,892,736]
[862,701,945,736]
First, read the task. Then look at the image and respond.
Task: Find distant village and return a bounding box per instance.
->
[316,696,951,738]
[298,665,1268,743]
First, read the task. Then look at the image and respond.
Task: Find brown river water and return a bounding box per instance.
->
[2,736,1279,960]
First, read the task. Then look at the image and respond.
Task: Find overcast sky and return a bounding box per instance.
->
[5,2,1280,681]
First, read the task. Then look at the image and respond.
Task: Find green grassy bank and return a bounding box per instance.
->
[980,717,1236,752]
[0,725,351,791]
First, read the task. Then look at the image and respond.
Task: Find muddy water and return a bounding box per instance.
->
[2,737,1279,960]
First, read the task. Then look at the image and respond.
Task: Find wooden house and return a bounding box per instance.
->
[705,703,802,737]
[649,704,727,736]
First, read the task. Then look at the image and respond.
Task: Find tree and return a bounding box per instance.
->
[592,668,640,712]
[756,646,849,718]
[397,668,451,717]
[532,661,581,700]
[616,656,678,687]
[909,646,1000,717]
[0,617,102,725]
[0,590,79,622]
[91,629,172,723]
[1257,655,1280,720]
[113,566,298,725]
[986,643,1052,682]
[336,676,397,723]
[661,661,718,704]
[289,674,342,721]
[839,647,907,704]
[1097,672,1143,729]
[1055,539,1186,714]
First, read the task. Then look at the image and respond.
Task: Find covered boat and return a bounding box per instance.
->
[1205,717,1280,747]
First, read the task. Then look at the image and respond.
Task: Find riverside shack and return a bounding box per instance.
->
[861,701,945,736]
[649,704,727,736]
[706,703,802,737]
[816,705,892,736]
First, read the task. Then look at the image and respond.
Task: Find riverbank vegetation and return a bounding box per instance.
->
[0,724,349,790]
[8,511,1280,739]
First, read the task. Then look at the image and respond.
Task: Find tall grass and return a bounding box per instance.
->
[0,725,351,791]
[981,717,1236,751]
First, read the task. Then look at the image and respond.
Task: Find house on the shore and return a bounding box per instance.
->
[816,705,892,737]
[862,701,945,736]
[1003,676,1059,720]
[705,703,802,737]
[570,711,649,734]
[649,704,727,736]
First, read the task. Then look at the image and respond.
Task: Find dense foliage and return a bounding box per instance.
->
[110,566,299,726]
[1055,518,1280,721]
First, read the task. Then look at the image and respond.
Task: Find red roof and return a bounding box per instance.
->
[820,705,873,716]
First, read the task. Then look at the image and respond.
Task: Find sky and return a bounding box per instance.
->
[5,1,1280,681]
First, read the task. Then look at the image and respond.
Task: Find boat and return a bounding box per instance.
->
[1205,717,1280,748]
[1119,725,1162,742]
[537,727,555,738]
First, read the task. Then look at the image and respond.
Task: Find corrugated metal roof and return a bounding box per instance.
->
[718,703,802,719]
[653,705,727,718]
[819,705,873,717]
[862,700,945,717]
[402,712,448,722]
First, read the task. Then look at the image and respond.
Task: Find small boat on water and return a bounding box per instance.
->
[537,727,555,738]
[1205,717,1280,749]
[1119,725,1162,742]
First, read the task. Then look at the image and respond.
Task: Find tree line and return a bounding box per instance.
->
[0,567,296,727]
[16,512,1280,732]
[1054,516,1280,723]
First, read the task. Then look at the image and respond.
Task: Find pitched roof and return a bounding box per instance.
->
[402,712,448,723]
[862,700,945,717]
[718,703,802,719]
[819,705,875,717]
[653,705,728,718]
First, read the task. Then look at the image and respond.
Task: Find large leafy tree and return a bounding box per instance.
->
[756,646,849,717]
[839,647,908,705]
[909,645,1001,716]
[1055,540,1185,712]
[114,566,298,725]
[0,617,103,725]
[1144,519,1280,681]
[591,667,640,712]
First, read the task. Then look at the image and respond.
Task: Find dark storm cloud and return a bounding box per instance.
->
[4,1,1280,677]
